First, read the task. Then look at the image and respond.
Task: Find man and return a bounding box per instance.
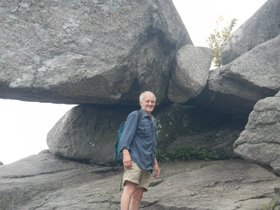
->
[120,91,160,210]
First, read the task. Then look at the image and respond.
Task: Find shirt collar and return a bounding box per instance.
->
[140,109,152,118]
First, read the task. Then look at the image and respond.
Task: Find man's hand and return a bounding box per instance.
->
[153,159,161,178]
[122,149,132,170]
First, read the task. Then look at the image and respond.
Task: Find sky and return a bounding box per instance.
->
[0,0,267,165]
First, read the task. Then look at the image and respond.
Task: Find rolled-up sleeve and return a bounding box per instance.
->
[119,111,138,152]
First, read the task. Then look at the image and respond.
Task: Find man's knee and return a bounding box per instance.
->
[132,188,144,201]
[123,181,137,194]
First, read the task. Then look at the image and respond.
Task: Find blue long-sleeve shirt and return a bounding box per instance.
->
[119,109,157,171]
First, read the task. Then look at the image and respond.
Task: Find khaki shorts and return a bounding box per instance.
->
[122,161,150,191]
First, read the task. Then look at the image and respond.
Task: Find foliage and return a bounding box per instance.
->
[157,146,228,162]
[207,16,238,67]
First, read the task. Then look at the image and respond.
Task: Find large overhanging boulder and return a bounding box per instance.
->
[0,0,191,105]
[194,34,280,114]
[221,0,280,65]
[234,91,280,174]
[168,45,213,103]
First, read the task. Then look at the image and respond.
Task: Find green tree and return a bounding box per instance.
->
[207,17,238,68]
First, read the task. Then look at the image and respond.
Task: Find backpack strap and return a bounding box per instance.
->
[136,110,142,127]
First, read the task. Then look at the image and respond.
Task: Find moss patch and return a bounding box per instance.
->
[157,146,228,162]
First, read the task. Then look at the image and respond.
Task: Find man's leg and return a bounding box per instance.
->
[120,181,137,210]
[129,188,145,210]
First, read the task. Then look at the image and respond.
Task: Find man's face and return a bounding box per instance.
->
[140,93,156,114]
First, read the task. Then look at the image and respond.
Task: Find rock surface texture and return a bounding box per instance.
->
[47,104,130,164]
[194,33,280,114]
[168,45,213,103]
[221,0,280,65]
[0,151,279,210]
[234,92,280,174]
